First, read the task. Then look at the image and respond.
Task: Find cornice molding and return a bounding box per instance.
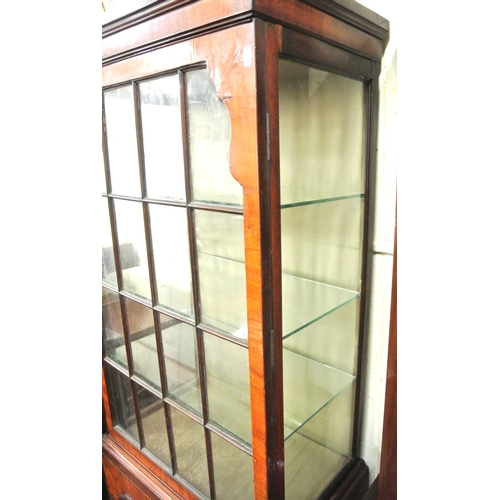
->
[299,0,389,42]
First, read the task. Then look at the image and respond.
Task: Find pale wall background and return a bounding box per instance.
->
[356,0,397,485]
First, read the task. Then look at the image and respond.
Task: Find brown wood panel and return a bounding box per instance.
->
[102,0,386,64]
[298,0,389,40]
[103,436,182,500]
[253,0,384,61]
[249,19,285,500]
[377,218,397,500]
[102,0,253,63]
[280,27,373,80]
[104,454,157,500]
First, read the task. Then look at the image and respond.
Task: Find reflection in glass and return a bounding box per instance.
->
[211,432,254,500]
[103,85,141,197]
[285,384,354,500]
[283,349,354,440]
[204,332,251,445]
[124,297,161,391]
[149,204,193,317]
[279,59,366,206]
[195,210,247,338]
[114,199,151,302]
[102,288,127,368]
[170,406,210,497]
[281,199,364,293]
[283,299,359,375]
[279,58,366,498]
[106,365,139,442]
[160,315,202,414]
[102,197,117,288]
[139,75,186,201]
[186,69,242,206]
[137,387,172,468]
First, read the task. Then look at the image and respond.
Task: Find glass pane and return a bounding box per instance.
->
[139,75,186,201]
[170,406,210,497]
[114,199,151,302]
[279,59,366,206]
[137,386,172,468]
[125,298,161,391]
[285,384,355,500]
[281,199,364,293]
[105,365,139,442]
[195,210,247,338]
[160,314,202,415]
[283,349,354,440]
[204,332,251,445]
[281,198,363,338]
[149,204,193,317]
[103,85,141,197]
[211,433,254,500]
[102,288,127,367]
[102,149,107,194]
[102,197,117,288]
[283,299,359,375]
[186,69,242,206]
[280,58,366,497]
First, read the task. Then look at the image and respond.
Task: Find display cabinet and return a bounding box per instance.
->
[102,1,389,499]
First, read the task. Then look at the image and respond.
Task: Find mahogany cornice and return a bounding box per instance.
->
[103,0,201,37]
[298,0,389,42]
[102,0,388,66]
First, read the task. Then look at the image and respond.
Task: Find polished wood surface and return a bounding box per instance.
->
[102,0,387,64]
[103,435,183,500]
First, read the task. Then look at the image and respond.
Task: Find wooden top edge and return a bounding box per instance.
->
[299,0,389,40]
[103,0,200,37]
[102,0,389,40]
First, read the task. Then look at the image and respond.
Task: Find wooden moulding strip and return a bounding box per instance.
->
[102,0,254,63]
[103,434,186,500]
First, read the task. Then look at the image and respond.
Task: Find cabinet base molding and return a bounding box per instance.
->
[103,435,183,500]
[323,458,369,500]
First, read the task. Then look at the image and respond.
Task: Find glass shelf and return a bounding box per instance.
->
[283,349,354,441]
[183,348,355,447]
[280,187,364,209]
[282,274,359,339]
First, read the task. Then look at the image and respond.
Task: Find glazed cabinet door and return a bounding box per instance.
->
[102,23,264,500]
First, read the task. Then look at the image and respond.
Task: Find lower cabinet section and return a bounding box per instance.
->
[103,432,369,500]
[103,436,182,500]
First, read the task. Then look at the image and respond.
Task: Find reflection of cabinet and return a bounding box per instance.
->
[102,2,389,499]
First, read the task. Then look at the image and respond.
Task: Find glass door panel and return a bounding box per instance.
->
[149,204,194,318]
[186,69,242,207]
[103,61,252,499]
[204,332,252,445]
[195,210,247,338]
[211,432,255,500]
[105,364,140,443]
[139,75,186,201]
[169,406,210,498]
[137,387,172,468]
[114,199,152,302]
[160,315,202,415]
[125,297,161,391]
[102,198,118,287]
[103,85,141,197]
[102,287,127,368]
[279,58,367,499]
